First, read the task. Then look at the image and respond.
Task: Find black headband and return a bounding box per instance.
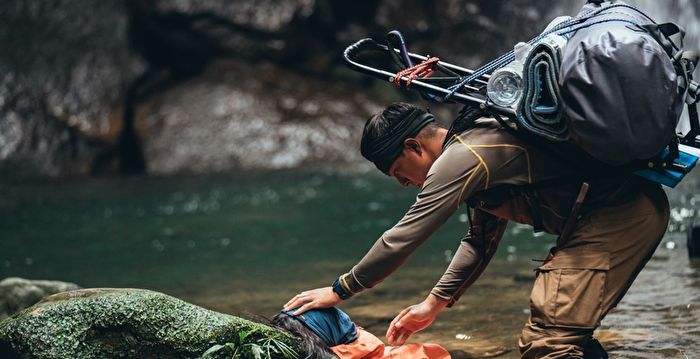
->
[361,109,436,174]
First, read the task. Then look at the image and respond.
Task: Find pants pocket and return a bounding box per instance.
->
[530,251,610,329]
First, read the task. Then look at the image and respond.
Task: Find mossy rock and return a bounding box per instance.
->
[0,288,301,359]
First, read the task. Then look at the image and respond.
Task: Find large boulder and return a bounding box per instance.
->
[0,288,302,359]
[137,59,382,174]
[0,278,80,320]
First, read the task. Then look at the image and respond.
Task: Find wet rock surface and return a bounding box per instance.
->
[137,60,382,174]
[0,0,696,177]
[0,0,143,177]
[0,277,80,320]
[0,288,301,359]
[150,0,316,33]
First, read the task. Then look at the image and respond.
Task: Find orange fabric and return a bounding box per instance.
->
[331,328,451,359]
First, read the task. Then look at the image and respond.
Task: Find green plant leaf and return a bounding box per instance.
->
[249,344,264,359]
[267,338,299,359]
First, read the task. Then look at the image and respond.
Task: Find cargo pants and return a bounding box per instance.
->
[519,183,670,358]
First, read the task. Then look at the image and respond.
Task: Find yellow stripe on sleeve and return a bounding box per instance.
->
[468,143,532,184]
[455,136,491,189]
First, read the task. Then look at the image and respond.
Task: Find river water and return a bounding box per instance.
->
[1,170,698,358]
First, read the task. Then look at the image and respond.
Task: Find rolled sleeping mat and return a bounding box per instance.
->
[517,40,568,141]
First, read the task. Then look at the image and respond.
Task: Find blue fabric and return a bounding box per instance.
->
[283,307,358,346]
[634,148,698,188]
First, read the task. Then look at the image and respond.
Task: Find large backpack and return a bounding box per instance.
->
[514,0,696,169]
[343,0,699,184]
[562,1,680,165]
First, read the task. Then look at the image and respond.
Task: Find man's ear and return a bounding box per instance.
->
[404,138,422,155]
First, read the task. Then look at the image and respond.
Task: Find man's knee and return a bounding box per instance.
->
[530,250,609,329]
[521,249,610,358]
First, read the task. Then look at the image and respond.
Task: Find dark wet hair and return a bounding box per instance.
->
[362,103,417,142]
[361,102,440,173]
[361,103,440,147]
[270,313,337,359]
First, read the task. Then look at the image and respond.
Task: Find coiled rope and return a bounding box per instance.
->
[393,56,440,89]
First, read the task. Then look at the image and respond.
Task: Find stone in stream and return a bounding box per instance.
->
[689,218,700,258]
[0,277,81,320]
[0,288,302,359]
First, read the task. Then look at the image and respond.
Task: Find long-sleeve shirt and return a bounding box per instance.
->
[338,119,620,305]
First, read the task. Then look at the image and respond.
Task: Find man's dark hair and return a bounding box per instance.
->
[362,102,418,142]
[362,103,440,151]
[270,313,337,359]
[361,103,441,172]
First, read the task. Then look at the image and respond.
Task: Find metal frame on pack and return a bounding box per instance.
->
[343,31,700,170]
[342,37,506,112]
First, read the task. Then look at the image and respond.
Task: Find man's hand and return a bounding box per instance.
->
[283,287,342,315]
[386,294,448,345]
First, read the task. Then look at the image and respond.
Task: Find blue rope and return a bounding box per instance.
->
[442,3,654,102]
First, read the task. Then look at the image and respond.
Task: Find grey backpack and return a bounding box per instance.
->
[515,0,697,168]
[560,1,684,165]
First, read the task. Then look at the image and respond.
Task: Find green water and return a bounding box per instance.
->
[1,171,698,358]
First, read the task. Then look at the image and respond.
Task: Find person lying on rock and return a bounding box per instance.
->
[271,307,450,359]
[284,102,669,358]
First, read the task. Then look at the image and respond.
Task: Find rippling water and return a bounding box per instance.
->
[0,170,698,358]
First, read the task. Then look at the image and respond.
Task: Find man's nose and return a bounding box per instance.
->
[393,175,409,188]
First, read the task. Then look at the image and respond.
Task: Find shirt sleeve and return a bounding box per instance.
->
[338,139,489,295]
[430,209,508,306]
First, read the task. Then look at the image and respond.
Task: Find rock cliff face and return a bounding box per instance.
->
[0,0,143,177]
[138,60,381,174]
[0,0,697,177]
[0,288,301,359]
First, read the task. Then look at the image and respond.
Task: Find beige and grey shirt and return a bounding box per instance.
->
[338,119,621,305]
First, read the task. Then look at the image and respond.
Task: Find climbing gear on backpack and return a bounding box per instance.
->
[393,56,440,89]
[343,0,700,187]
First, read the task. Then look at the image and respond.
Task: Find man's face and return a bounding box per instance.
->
[387,138,434,188]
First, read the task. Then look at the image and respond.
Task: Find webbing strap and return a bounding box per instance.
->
[386,30,413,69]
[556,182,590,247]
[681,54,700,147]
[525,187,546,233]
[641,22,684,59]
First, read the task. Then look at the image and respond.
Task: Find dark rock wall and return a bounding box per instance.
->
[139,59,382,174]
[0,0,143,177]
[0,0,697,177]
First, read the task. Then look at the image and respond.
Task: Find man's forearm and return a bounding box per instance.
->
[431,235,486,304]
[432,211,508,306]
[338,230,423,294]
